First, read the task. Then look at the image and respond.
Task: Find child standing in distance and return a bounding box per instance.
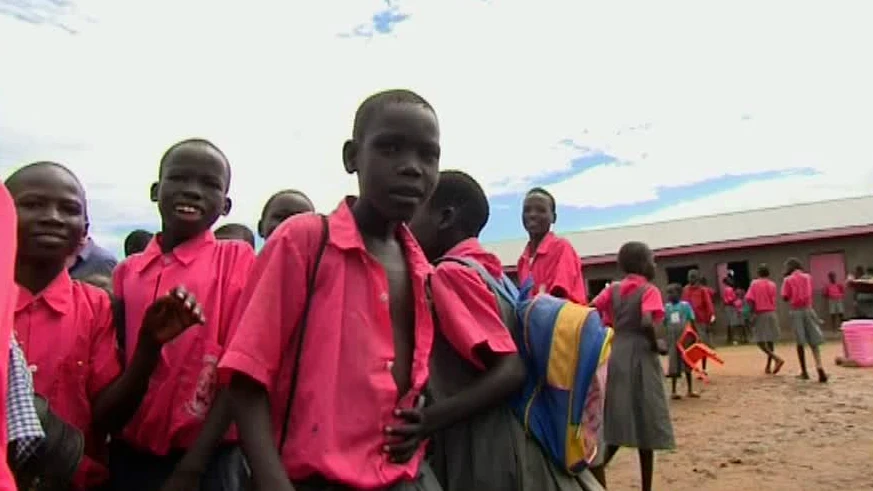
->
[111,140,256,491]
[219,90,443,491]
[781,258,828,383]
[258,189,315,240]
[124,229,154,257]
[411,171,582,491]
[589,242,674,491]
[5,162,203,491]
[663,284,697,400]
[0,183,19,490]
[721,276,742,344]
[745,264,784,374]
[823,271,845,330]
[214,223,256,249]
[682,270,715,372]
[517,188,587,304]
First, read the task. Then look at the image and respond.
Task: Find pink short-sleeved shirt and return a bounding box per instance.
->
[745,278,777,313]
[591,274,664,326]
[824,282,845,300]
[721,286,737,306]
[15,271,122,489]
[516,232,587,304]
[218,199,435,489]
[432,239,517,369]
[0,185,17,491]
[781,270,814,309]
[112,231,254,454]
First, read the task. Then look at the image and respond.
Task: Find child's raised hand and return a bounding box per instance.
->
[383,395,428,464]
[140,286,205,348]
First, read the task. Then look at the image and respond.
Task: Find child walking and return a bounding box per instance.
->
[781,258,828,383]
[517,188,587,303]
[590,242,674,491]
[219,89,444,491]
[257,189,315,240]
[664,284,697,400]
[745,264,785,374]
[110,140,256,491]
[5,162,204,491]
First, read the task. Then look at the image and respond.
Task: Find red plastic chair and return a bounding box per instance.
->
[677,324,724,383]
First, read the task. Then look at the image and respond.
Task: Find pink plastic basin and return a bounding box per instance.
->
[841,320,873,367]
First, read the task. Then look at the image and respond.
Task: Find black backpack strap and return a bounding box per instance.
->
[278,214,329,451]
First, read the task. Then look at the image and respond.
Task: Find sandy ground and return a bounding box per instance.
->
[604,342,873,491]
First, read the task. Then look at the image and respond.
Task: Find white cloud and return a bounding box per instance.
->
[1,0,872,252]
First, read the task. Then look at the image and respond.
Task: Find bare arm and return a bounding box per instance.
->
[91,338,160,436]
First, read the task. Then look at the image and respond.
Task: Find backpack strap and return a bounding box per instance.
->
[435,256,517,307]
[278,214,329,451]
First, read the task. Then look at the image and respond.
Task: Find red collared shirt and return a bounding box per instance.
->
[219,199,434,489]
[824,282,845,300]
[591,274,664,326]
[516,232,587,304]
[746,278,777,313]
[781,270,814,309]
[14,271,121,490]
[112,230,255,454]
[683,284,715,323]
[0,184,17,491]
[432,238,517,369]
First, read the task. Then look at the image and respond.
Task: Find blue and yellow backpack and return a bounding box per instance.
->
[436,257,613,473]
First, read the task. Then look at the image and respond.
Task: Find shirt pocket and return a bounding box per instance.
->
[50,356,92,434]
[174,333,223,422]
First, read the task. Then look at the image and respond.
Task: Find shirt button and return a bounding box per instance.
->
[385,360,394,370]
[28,364,38,373]
[380,292,389,303]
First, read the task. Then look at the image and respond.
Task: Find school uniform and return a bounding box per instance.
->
[722,286,742,330]
[681,285,714,345]
[0,184,19,491]
[14,270,122,490]
[218,199,441,491]
[824,283,845,315]
[663,301,694,378]
[592,275,674,451]
[745,279,780,343]
[781,271,823,347]
[110,231,255,491]
[517,232,587,304]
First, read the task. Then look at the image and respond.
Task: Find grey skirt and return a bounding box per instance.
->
[752,311,780,343]
[789,308,824,346]
[828,299,844,315]
[725,307,741,327]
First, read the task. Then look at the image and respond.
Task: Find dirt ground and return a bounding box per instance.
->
[604,342,873,491]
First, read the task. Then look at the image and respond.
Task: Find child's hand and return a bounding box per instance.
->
[139,286,205,350]
[383,395,428,464]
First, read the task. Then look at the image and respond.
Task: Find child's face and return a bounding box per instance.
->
[667,290,680,302]
[259,193,314,239]
[828,272,836,282]
[344,102,440,223]
[10,166,87,263]
[522,193,553,237]
[153,144,230,240]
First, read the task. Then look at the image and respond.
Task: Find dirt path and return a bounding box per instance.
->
[604,342,873,491]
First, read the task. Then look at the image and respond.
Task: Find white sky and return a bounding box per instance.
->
[1,0,871,253]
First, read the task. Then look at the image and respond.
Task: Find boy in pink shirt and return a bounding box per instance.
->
[0,183,18,491]
[517,188,587,304]
[110,140,256,490]
[219,90,444,491]
[5,162,203,490]
[823,271,845,331]
[781,258,828,383]
[745,264,784,374]
[257,189,315,240]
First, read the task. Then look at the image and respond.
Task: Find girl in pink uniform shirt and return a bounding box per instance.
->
[781,258,828,383]
[517,188,587,304]
[823,271,845,331]
[745,264,784,374]
[110,140,255,491]
[5,162,203,491]
[220,90,444,491]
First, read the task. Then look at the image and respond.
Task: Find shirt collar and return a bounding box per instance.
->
[523,231,558,260]
[16,269,73,315]
[133,230,217,273]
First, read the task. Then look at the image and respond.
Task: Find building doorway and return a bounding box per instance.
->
[587,278,611,302]
[727,260,751,290]
[666,264,699,286]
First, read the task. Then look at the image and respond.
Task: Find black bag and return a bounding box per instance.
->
[13,395,85,491]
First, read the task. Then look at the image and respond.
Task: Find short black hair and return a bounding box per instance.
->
[352,89,434,141]
[158,138,231,190]
[784,257,803,275]
[699,276,709,285]
[525,187,556,214]
[124,229,153,257]
[5,161,84,193]
[757,263,770,277]
[429,170,490,238]
[261,189,314,218]
[617,241,652,276]
[666,283,682,296]
[214,223,255,247]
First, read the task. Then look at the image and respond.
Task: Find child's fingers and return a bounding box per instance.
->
[384,423,420,437]
[393,409,423,423]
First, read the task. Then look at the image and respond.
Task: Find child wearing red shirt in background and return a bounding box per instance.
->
[745,264,784,374]
[220,90,444,491]
[682,270,715,372]
[590,242,674,491]
[823,271,845,331]
[111,140,256,491]
[517,188,587,304]
[721,276,743,345]
[5,162,203,491]
[257,189,315,240]
[781,258,828,383]
[0,183,18,491]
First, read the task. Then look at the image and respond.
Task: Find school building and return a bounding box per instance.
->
[485,196,873,339]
